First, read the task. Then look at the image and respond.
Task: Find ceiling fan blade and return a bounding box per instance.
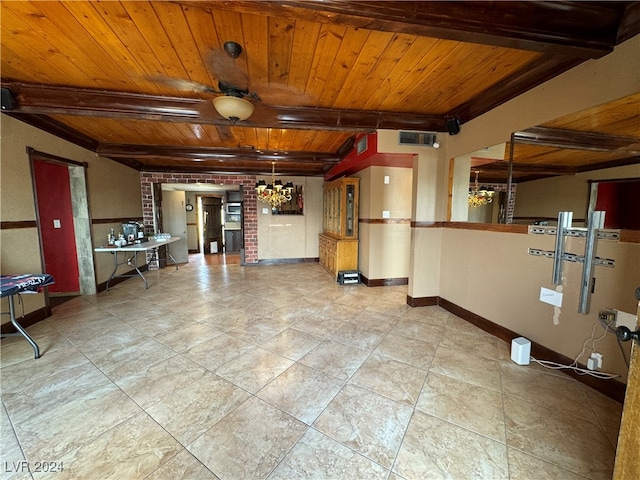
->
[147,76,219,94]
[207,49,251,93]
[251,82,314,106]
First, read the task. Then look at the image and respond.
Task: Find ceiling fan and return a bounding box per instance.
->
[155,41,260,122]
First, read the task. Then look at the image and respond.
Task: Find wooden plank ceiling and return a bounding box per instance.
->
[1,1,639,179]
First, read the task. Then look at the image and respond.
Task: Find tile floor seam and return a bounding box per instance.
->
[498,352,512,480]
[387,339,435,478]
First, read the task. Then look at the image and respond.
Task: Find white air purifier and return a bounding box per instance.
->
[511,337,531,365]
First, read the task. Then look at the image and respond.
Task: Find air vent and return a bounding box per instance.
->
[398,131,437,146]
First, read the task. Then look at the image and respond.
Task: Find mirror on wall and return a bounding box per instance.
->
[459,94,640,227]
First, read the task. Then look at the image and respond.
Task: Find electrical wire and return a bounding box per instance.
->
[530,357,620,379]
[570,316,614,368]
[617,336,630,368]
[528,313,627,380]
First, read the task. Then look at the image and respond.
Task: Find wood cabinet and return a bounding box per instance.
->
[319,177,359,277]
[224,229,242,253]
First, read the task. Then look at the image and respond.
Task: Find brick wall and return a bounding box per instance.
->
[140,172,258,267]
[485,183,517,224]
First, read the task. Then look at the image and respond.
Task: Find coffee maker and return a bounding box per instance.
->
[122,221,146,244]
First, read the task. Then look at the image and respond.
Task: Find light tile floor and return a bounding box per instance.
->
[1,262,623,479]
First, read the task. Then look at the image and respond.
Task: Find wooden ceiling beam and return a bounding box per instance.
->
[97,144,340,163]
[513,126,640,151]
[472,162,577,176]
[3,82,445,132]
[137,163,328,176]
[209,1,628,57]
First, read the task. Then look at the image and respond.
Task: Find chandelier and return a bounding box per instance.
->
[255,162,294,208]
[468,170,495,208]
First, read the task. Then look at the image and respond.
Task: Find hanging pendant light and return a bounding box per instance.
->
[468,170,495,208]
[255,162,293,208]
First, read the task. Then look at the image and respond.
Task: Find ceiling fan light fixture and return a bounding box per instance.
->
[223,41,243,59]
[212,95,254,122]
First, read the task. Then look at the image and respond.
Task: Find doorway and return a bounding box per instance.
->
[29,149,96,296]
[160,189,189,263]
[200,196,223,254]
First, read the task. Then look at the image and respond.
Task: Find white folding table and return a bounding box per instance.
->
[94,237,181,290]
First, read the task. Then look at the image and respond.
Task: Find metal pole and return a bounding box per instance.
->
[552,211,572,285]
[504,133,515,224]
[579,210,605,314]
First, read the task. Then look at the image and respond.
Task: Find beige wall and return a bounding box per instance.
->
[514,164,640,223]
[1,115,143,321]
[355,165,413,281]
[438,228,638,379]
[256,176,323,260]
[405,35,639,381]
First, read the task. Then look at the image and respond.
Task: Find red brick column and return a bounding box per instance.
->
[140,172,258,268]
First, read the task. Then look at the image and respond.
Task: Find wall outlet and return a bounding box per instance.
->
[614,310,637,330]
[588,352,603,370]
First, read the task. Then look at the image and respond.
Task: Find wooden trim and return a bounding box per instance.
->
[411,221,529,234]
[576,157,640,174]
[27,147,88,168]
[1,305,51,335]
[256,257,319,265]
[98,144,340,164]
[406,295,438,307]
[587,177,640,185]
[0,221,37,229]
[444,222,529,233]
[514,127,639,152]
[513,216,586,224]
[411,221,446,228]
[447,158,454,221]
[6,82,444,133]
[453,56,583,123]
[91,217,143,225]
[361,276,408,287]
[621,230,640,243]
[360,218,411,225]
[222,1,624,57]
[435,297,626,403]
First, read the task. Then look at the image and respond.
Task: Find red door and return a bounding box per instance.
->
[33,159,80,294]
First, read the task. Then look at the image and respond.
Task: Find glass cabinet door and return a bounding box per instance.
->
[345,184,355,237]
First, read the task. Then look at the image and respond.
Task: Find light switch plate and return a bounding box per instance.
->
[382,210,390,219]
[53,219,61,228]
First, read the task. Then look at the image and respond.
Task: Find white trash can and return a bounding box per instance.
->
[210,241,218,253]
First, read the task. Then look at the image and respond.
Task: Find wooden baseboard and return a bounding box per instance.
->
[256,257,319,265]
[409,296,626,403]
[406,295,438,307]
[361,276,409,287]
[1,305,51,335]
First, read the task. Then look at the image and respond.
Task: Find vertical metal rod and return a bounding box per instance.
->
[8,295,41,359]
[504,133,515,224]
[552,211,572,285]
[579,210,605,314]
